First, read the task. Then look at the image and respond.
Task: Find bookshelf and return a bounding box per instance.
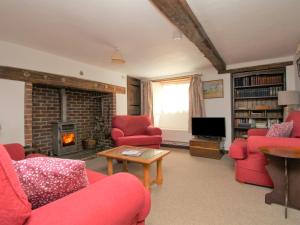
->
[231,68,286,139]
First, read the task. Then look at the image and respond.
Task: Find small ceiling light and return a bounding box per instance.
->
[111,49,125,64]
[173,30,183,41]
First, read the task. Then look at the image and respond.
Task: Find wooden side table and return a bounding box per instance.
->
[189,138,223,159]
[259,146,300,219]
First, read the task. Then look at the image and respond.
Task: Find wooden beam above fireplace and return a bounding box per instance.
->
[0,65,126,94]
[150,0,226,73]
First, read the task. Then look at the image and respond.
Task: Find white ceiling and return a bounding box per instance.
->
[188,0,300,65]
[0,1,299,77]
[0,0,210,78]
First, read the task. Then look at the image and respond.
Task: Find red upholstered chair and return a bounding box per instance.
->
[111,115,162,149]
[229,111,300,187]
[1,143,151,225]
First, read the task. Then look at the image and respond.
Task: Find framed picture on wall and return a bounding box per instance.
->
[297,57,300,77]
[203,79,224,99]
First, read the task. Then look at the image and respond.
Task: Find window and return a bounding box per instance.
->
[153,80,190,131]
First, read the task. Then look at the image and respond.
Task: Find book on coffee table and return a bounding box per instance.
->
[121,150,143,157]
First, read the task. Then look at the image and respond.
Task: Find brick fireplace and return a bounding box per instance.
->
[24,83,116,156]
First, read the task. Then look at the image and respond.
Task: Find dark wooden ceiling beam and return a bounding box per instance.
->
[150,0,226,73]
[0,66,126,94]
[225,61,293,74]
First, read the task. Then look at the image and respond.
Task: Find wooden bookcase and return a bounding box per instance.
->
[231,68,286,139]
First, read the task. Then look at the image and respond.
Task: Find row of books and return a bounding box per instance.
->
[234,99,280,110]
[234,75,283,87]
[235,118,281,129]
[235,86,283,98]
[235,111,282,118]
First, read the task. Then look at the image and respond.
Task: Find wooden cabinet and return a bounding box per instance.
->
[189,138,223,159]
[231,69,286,139]
[127,77,141,115]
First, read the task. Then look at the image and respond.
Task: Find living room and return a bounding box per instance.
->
[1,1,300,225]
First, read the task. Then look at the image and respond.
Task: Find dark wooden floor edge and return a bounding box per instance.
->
[161,143,189,150]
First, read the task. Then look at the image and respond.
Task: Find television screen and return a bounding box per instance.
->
[192,117,226,137]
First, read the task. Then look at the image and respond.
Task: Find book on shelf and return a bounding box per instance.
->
[235,86,283,98]
[234,75,283,87]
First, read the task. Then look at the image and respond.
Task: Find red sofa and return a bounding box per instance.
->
[229,111,300,187]
[111,115,162,149]
[0,143,151,225]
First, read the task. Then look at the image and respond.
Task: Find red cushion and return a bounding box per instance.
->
[266,121,293,137]
[112,116,152,136]
[116,135,162,146]
[0,145,31,225]
[13,157,89,209]
[86,169,106,184]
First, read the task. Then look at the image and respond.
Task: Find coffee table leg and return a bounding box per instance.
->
[122,160,128,172]
[156,159,163,185]
[143,164,151,190]
[107,158,113,175]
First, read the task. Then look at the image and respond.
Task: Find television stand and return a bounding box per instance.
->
[189,137,224,159]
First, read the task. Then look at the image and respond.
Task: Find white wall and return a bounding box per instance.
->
[0,41,128,114]
[0,79,25,144]
[0,41,128,144]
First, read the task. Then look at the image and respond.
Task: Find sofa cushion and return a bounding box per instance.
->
[0,145,32,225]
[266,121,293,137]
[13,157,89,209]
[116,135,162,147]
[112,116,152,136]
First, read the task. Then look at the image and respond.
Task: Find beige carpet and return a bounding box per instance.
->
[86,148,300,225]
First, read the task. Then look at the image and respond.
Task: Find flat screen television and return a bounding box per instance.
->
[192,117,226,137]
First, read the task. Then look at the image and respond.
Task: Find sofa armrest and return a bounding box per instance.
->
[247,136,300,154]
[146,126,162,136]
[229,138,247,159]
[3,143,26,160]
[25,173,150,225]
[247,128,268,137]
[111,128,124,141]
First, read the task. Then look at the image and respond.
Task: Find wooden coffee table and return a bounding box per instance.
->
[97,146,170,189]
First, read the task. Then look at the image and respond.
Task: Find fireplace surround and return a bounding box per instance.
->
[27,83,116,156]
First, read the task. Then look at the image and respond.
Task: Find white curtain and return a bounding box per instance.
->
[153,81,190,130]
[188,75,206,131]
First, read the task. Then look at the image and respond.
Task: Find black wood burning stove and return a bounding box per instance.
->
[52,88,78,156]
[52,122,77,156]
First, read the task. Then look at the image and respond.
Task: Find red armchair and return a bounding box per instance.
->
[0,144,151,225]
[229,111,300,187]
[111,115,162,149]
